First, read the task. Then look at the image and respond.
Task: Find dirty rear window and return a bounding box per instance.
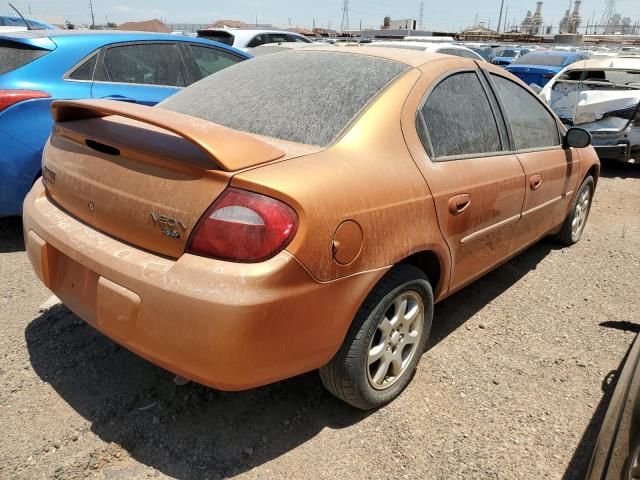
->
[0,42,49,75]
[159,51,410,146]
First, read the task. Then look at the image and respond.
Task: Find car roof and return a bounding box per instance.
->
[531,50,580,57]
[2,29,197,41]
[563,56,640,71]
[296,45,463,68]
[0,29,250,57]
[199,28,305,44]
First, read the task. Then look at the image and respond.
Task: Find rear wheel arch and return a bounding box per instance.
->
[399,250,442,296]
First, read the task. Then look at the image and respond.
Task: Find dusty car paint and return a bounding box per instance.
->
[23,48,601,392]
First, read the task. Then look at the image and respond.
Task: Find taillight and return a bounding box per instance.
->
[187,188,298,262]
[0,90,50,113]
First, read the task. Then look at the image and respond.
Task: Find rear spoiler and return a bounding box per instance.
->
[51,99,285,172]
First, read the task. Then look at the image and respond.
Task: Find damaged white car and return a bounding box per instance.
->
[541,57,640,162]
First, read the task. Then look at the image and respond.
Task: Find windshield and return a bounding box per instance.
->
[497,49,518,58]
[160,51,410,146]
[513,53,570,67]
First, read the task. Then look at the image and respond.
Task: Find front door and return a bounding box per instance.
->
[404,63,526,293]
[486,70,580,244]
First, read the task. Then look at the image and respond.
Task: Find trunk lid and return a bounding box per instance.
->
[42,99,286,258]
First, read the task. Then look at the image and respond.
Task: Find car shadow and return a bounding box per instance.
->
[25,239,558,479]
[599,160,640,180]
[0,216,25,253]
[428,240,558,349]
[562,323,639,480]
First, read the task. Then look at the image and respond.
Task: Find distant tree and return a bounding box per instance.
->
[65,20,75,30]
[106,22,117,28]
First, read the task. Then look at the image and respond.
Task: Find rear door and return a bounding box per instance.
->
[403,59,526,293]
[486,69,579,244]
[181,43,246,81]
[91,42,189,105]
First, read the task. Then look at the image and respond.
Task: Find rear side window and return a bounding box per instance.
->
[188,45,242,79]
[419,72,502,158]
[68,54,98,81]
[160,51,410,146]
[96,43,187,87]
[0,42,49,75]
[491,74,560,150]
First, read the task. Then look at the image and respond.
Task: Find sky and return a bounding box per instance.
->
[4,0,640,32]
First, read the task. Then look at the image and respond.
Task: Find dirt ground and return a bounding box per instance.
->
[1,161,639,480]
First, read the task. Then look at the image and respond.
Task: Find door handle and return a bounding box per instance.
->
[101,95,137,103]
[448,194,471,215]
[530,174,543,190]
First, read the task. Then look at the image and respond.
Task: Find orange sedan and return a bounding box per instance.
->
[23,48,599,409]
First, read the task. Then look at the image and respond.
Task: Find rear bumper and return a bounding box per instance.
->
[23,182,386,390]
[593,143,630,161]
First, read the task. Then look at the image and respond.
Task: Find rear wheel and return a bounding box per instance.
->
[555,175,594,246]
[319,265,433,410]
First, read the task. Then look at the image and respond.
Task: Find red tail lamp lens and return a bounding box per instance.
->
[187,188,298,262]
[0,90,50,112]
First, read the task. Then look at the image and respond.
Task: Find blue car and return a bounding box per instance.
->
[491,48,530,66]
[0,30,250,216]
[505,51,587,88]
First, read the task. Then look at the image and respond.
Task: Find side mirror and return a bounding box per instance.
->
[563,127,592,149]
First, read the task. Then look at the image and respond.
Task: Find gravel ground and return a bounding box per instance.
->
[1,162,639,480]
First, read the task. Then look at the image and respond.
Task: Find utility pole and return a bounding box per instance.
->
[88,0,95,29]
[418,1,424,30]
[340,0,349,32]
[474,13,478,26]
[312,17,315,30]
[255,14,258,27]
[496,0,505,32]
[504,4,509,32]
[359,18,362,30]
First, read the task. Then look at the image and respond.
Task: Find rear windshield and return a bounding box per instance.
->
[497,49,518,58]
[0,42,49,74]
[197,30,234,46]
[513,53,569,67]
[160,50,410,146]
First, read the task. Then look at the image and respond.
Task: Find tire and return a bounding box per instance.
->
[555,175,595,246]
[319,264,433,410]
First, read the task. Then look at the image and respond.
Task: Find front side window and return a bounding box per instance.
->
[491,74,560,150]
[267,33,290,44]
[419,72,502,159]
[188,45,242,79]
[290,34,312,43]
[96,43,187,87]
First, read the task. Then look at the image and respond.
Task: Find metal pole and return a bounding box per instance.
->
[497,0,505,32]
